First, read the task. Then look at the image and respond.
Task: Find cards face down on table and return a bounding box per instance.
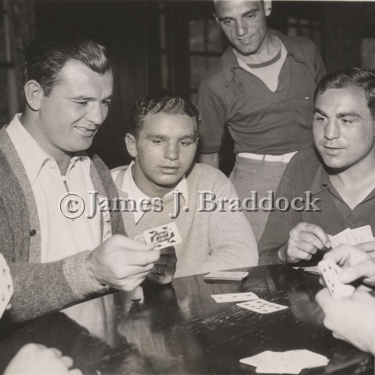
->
[330,225,373,248]
[240,350,329,374]
[211,292,259,303]
[135,222,182,250]
[204,271,249,283]
[318,259,355,300]
[0,254,13,318]
[237,299,288,314]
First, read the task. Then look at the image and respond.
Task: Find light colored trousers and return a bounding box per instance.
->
[230,156,288,243]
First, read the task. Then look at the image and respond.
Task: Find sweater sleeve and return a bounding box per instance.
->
[193,173,258,274]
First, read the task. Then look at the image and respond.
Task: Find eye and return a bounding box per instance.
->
[180,140,193,146]
[152,139,163,145]
[246,13,255,20]
[341,118,353,125]
[74,101,88,106]
[102,100,112,107]
[222,19,232,25]
[314,115,327,123]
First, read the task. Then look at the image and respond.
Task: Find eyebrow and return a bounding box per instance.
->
[70,94,113,101]
[146,134,196,140]
[313,107,361,119]
[217,9,258,22]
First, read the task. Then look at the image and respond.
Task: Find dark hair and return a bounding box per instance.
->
[129,92,201,139]
[314,67,375,118]
[24,33,113,96]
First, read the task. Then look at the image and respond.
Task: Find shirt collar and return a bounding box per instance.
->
[6,114,90,185]
[122,161,189,224]
[221,29,306,87]
[310,163,331,196]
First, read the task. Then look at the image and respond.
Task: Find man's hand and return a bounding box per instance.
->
[5,344,82,375]
[147,246,177,285]
[355,237,375,258]
[323,245,375,288]
[316,289,375,356]
[87,234,160,291]
[278,223,330,263]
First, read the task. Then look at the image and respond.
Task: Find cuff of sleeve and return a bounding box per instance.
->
[63,250,109,299]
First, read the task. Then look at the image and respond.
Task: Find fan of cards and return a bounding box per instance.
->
[240,350,329,374]
[329,225,373,248]
[135,222,182,250]
[318,258,355,300]
[0,254,13,318]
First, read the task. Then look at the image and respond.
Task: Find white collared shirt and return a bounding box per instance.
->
[112,161,189,224]
[6,114,101,262]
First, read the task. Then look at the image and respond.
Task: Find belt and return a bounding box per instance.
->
[237,151,297,163]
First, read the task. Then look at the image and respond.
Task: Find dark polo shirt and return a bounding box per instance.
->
[258,148,375,265]
[197,30,326,155]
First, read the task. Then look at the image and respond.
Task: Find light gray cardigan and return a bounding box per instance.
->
[0,127,125,322]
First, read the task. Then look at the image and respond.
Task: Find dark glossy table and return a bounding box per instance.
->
[0,265,374,375]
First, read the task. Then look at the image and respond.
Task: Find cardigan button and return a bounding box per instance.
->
[29,229,36,236]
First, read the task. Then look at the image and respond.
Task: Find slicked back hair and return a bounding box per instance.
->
[129,92,201,139]
[24,33,113,96]
[314,67,375,119]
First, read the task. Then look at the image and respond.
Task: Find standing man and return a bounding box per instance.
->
[198,0,326,241]
[259,68,375,265]
[0,34,160,322]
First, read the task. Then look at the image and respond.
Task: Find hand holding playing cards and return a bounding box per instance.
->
[147,246,177,285]
[316,288,375,356]
[323,245,375,289]
[87,234,159,291]
[278,223,331,263]
[4,344,82,375]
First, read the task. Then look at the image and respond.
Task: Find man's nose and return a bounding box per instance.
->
[235,20,247,36]
[164,142,179,160]
[87,103,105,126]
[324,119,340,140]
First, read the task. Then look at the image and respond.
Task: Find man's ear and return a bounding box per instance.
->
[24,80,43,111]
[263,0,272,17]
[125,133,138,158]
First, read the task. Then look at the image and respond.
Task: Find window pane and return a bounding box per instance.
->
[300,28,310,38]
[0,1,6,62]
[207,19,222,53]
[190,56,206,90]
[0,70,9,126]
[161,53,169,90]
[189,19,204,52]
[287,27,298,37]
[159,13,167,50]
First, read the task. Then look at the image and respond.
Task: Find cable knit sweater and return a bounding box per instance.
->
[0,127,125,322]
[112,163,258,278]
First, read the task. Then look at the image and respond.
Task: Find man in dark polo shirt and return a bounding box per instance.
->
[259,67,375,265]
[197,0,326,241]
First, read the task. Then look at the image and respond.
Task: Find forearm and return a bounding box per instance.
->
[199,153,219,169]
[9,251,106,322]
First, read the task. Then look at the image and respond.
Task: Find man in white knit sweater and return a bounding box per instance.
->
[112,93,258,279]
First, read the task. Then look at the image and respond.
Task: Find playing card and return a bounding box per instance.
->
[301,266,319,274]
[211,292,259,303]
[237,299,288,314]
[318,259,355,300]
[204,271,249,282]
[0,254,13,318]
[143,222,182,250]
[329,229,350,248]
[345,225,373,246]
[240,350,329,374]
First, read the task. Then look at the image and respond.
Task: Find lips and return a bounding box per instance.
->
[322,145,343,156]
[74,126,97,137]
[160,166,180,174]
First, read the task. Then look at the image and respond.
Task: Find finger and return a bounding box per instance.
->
[113,235,156,251]
[303,223,331,248]
[60,356,74,369]
[339,259,375,284]
[298,232,325,253]
[287,246,313,262]
[69,369,83,375]
[323,245,356,265]
[295,238,319,255]
[49,348,63,358]
[315,288,331,307]
[120,249,160,267]
[355,240,375,253]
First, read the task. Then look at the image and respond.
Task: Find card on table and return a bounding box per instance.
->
[204,271,249,283]
[0,254,13,318]
[237,299,288,314]
[135,222,182,250]
[211,292,259,303]
[240,350,329,374]
[318,259,355,300]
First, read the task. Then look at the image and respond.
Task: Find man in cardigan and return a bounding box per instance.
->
[1,34,160,322]
[112,93,258,278]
